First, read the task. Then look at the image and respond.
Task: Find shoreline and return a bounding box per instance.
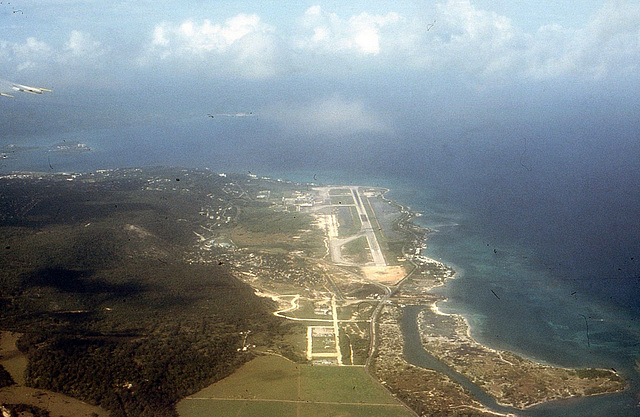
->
[423,301,626,409]
[395,199,572,366]
[391,198,626,410]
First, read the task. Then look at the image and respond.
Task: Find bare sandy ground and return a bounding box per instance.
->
[361,265,407,284]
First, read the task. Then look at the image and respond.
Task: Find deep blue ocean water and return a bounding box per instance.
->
[2,115,640,415]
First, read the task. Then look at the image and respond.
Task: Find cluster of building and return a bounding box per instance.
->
[282,191,320,211]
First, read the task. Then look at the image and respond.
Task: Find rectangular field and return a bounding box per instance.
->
[184,355,300,402]
[299,365,398,404]
[179,399,297,417]
[337,205,361,237]
[299,402,413,417]
[177,355,413,417]
[330,195,355,205]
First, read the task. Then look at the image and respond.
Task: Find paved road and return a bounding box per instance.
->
[331,296,343,365]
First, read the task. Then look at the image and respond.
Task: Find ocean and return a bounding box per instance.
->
[2,114,640,415]
[399,190,640,416]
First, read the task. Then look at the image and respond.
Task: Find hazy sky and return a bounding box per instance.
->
[1,0,639,148]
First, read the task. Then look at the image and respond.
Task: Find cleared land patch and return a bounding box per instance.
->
[361,265,407,284]
[178,355,412,417]
[328,188,351,195]
[0,332,27,384]
[0,386,110,417]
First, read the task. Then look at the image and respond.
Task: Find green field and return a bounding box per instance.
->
[337,205,362,237]
[177,355,413,417]
[342,236,372,264]
[330,195,355,205]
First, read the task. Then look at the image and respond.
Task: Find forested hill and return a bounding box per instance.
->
[0,168,296,417]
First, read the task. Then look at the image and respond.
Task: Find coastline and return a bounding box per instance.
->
[391,203,626,411]
[1,168,633,417]
[373,304,507,417]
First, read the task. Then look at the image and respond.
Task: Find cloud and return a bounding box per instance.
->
[64,30,104,58]
[12,37,52,57]
[265,95,389,137]
[2,1,637,89]
[0,30,107,76]
[292,2,529,81]
[373,0,523,78]
[297,5,401,55]
[500,1,638,81]
[10,37,53,71]
[563,1,640,79]
[140,14,289,79]
[382,0,640,83]
[152,14,268,54]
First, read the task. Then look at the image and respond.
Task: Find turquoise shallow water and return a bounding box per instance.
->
[386,184,640,416]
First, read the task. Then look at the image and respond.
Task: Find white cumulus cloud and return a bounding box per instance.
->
[0,29,113,86]
[298,6,400,55]
[397,0,521,75]
[141,14,287,79]
[160,14,267,53]
[64,30,104,58]
[384,0,640,82]
[10,37,53,71]
[129,1,640,84]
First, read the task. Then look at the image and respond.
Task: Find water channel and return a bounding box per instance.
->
[400,305,637,417]
[400,305,519,415]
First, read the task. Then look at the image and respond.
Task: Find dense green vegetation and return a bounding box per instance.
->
[22,331,244,416]
[2,403,50,417]
[0,364,14,388]
[0,168,298,416]
[574,368,623,381]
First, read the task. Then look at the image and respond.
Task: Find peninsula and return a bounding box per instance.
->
[0,168,625,417]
